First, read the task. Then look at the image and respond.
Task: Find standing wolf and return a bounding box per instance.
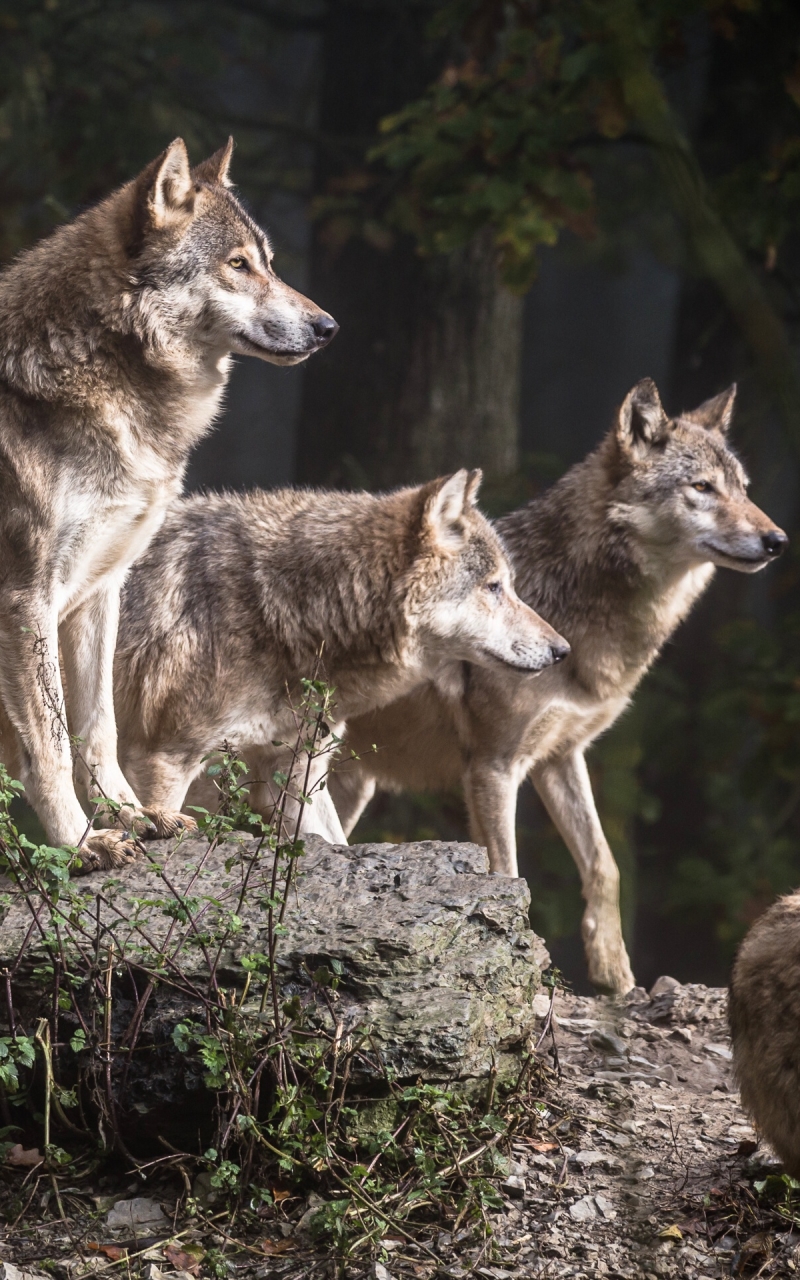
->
[329,380,787,993]
[0,137,336,868]
[113,471,569,842]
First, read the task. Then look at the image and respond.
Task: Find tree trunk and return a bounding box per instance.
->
[296,3,522,489]
[606,0,800,461]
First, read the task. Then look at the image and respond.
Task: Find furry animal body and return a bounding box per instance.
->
[0,136,336,870]
[730,892,800,1175]
[329,379,787,993]
[113,471,569,843]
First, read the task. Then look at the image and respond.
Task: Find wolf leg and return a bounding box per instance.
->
[0,608,135,869]
[60,586,196,839]
[463,760,520,877]
[327,764,377,837]
[531,751,635,995]
[246,747,348,844]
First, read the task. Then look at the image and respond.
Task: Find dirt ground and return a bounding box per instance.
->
[1,978,795,1280]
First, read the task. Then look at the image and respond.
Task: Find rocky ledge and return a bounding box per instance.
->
[0,835,548,1128]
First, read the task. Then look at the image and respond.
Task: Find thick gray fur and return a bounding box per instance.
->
[0,136,335,870]
[113,471,568,842]
[329,379,787,993]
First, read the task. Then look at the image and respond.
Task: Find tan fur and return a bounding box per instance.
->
[329,379,787,993]
[730,893,800,1175]
[112,472,568,843]
[0,137,335,869]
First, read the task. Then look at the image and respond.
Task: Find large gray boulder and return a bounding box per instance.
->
[0,837,547,1138]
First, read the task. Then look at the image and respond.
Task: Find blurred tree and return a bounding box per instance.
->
[0,0,322,259]
[296,0,524,489]
[352,0,800,458]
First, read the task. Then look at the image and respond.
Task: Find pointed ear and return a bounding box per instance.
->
[616,378,670,457]
[144,138,194,229]
[683,384,737,434]
[464,468,483,505]
[423,470,472,550]
[192,137,234,188]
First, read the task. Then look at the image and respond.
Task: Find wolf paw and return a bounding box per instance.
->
[141,808,199,839]
[72,831,140,875]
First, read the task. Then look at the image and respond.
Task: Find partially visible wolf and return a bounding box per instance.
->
[329,379,787,993]
[0,136,336,869]
[730,891,800,1176]
[112,471,569,841]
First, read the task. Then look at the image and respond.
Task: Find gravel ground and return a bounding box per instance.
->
[2,979,795,1280]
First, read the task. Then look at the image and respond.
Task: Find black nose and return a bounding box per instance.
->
[311,314,339,343]
[762,529,789,557]
[549,641,571,664]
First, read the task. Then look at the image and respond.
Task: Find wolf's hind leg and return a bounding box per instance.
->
[531,751,635,995]
[121,748,200,836]
[327,763,376,837]
[463,759,520,877]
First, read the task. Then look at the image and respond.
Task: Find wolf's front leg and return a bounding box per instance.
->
[0,608,137,870]
[531,751,635,995]
[60,584,196,840]
[463,759,520,877]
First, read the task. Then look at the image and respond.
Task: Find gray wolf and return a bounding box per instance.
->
[730,891,800,1175]
[0,136,336,870]
[329,379,787,993]
[112,470,569,842]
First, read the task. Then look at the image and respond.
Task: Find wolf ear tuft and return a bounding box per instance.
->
[424,470,472,549]
[683,384,737,434]
[464,468,483,506]
[616,378,670,457]
[143,138,194,229]
[192,137,234,187]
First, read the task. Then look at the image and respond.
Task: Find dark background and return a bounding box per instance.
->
[4,0,800,991]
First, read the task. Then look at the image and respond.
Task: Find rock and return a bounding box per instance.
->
[703,1042,732,1061]
[649,976,680,997]
[501,1174,526,1197]
[0,1264,51,1280]
[589,1028,627,1056]
[106,1197,170,1233]
[0,836,547,1145]
[569,1195,597,1222]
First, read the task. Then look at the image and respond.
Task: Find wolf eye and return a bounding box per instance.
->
[228,256,249,271]
[692,481,713,493]
[486,581,503,596]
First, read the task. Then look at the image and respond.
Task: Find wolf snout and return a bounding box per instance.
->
[762,528,789,558]
[310,313,339,345]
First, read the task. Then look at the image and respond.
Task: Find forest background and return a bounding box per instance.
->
[2,0,799,990]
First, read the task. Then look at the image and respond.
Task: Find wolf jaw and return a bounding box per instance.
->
[113,470,568,845]
[0,137,336,868]
[329,378,787,995]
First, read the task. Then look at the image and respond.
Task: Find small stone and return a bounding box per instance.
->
[372,1263,394,1280]
[704,1042,732,1061]
[670,1027,692,1044]
[106,1196,169,1232]
[594,1194,617,1221]
[502,1174,526,1197]
[589,1028,627,1056]
[649,976,680,997]
[569,1195,597,1222]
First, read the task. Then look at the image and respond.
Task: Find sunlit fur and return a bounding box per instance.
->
[0,137,335,869]
[112,472,567,841]
[330,379,787,994]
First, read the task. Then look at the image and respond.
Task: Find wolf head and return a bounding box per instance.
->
[410,470,570,672]
[127,138,337,365]
[607,379,788,573]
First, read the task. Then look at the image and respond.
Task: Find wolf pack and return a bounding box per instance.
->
[0,138,798,1167]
